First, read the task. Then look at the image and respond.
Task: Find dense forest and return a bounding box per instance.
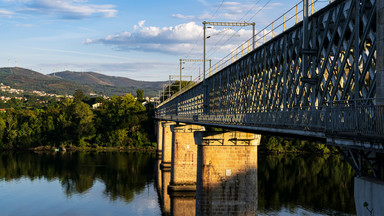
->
[0,89,155,150]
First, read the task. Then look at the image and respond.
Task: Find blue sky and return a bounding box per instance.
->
[0,0,329,81]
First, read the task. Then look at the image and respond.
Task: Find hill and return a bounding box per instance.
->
[49,71,166,95]
[0,67,166,97]
[0,67,90,95]
[49,71,167,96]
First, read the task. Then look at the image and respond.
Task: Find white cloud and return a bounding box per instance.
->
[83,38,93,44]
[2,0,31,2]
[138,20,145,27]
[86,21,254,57]
[21,0,117,19]
[87,22,204,54]
[0,9,14,16]
[134,20,146,30]
[172,14,194,20]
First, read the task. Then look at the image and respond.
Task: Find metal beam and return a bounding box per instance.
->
[203,21,256,80]
[203,21,255,27]
[180,59,211,63]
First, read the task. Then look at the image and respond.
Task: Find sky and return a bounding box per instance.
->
[0,0,330,81]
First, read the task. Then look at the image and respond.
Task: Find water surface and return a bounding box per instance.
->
[0,151,356,215]
[257,154,355,215]
[0,151,160,216]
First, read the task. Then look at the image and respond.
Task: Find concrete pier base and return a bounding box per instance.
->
[168,124,204,194]
[195,131,260,215]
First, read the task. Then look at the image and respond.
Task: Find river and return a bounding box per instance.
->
[0,151,357,215]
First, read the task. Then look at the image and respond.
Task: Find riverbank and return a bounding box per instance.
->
[2,145,157,152]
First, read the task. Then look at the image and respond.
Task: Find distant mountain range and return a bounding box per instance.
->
[0,67,167,97]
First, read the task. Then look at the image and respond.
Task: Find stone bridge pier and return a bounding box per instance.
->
[156,121,164,158]
[168,124,205,193]
[194,131,260,215]
[158,121,175,215]
[168,124,204,216]
[161,122,176,171]
[155,121,260,215]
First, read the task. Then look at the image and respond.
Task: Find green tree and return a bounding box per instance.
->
[0,117,5,147]
[68,101,96,147]
[95,93,150,147]
[4,111,18,148]
[15,109,42,147]
[74,89,86,102]
[136,89,144,102]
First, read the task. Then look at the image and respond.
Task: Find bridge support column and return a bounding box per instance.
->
[161,122,176,171]
[156,121,164,158]
[166,124,203,216]
[168,124,205,194]
[377,0,384,105]
[195,131,260,215]
[161,168,171,215]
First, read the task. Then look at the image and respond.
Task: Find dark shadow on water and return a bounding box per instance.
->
[0,151,156,203]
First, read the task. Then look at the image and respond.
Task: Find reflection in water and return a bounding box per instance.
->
[161,169,171,215]
[156,160,196,216]
[155,159,162,199]
[171,195,195,216]
[258,154,356,215]
[0,151,156,203]
[196,162,258,215]
[156,154,357,215]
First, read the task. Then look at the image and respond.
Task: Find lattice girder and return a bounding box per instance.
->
[157,0,380,139]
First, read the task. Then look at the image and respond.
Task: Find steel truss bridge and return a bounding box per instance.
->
[156,0,384,179]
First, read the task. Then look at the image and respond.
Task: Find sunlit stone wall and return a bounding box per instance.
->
[195,131,260,215]
[162,122,175,170]
[170,124,204,186]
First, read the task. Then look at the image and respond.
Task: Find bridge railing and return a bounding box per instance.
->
[327,100,384,138]
[158,100,384,139]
